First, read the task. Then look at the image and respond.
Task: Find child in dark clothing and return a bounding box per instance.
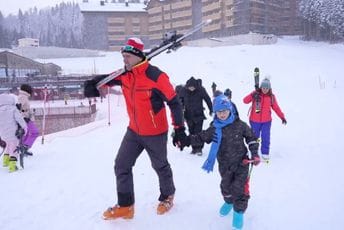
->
[178,94,260,230]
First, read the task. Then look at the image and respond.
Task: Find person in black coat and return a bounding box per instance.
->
[179,77,212,155]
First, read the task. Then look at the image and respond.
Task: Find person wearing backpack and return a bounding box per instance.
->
[243,78,287,160]
[0,94,27,172]
[17,84,39,156]
[178,77,213,155]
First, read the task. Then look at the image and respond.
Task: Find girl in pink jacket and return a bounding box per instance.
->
[243,78,286,160]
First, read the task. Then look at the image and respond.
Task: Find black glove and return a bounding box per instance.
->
[84,75,107,98]
[224,88,232,99]
[252,91,260,100]
[209,111,213,117]
[16,103,22,111]
[15,125,25,139]
[172,127,190,151]
[0,138,6,149]
[179,135,191,151]
[282,118,287,125]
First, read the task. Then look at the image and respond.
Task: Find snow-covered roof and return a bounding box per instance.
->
[80,1,147,13]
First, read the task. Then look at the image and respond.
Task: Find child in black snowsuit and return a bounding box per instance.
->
[178,94,260,230]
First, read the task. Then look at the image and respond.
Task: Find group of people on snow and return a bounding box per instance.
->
[84,37,287,229]
[1,37,287,229]
[0,84,39,172]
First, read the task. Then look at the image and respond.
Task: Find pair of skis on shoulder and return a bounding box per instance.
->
[253,67,261,113]
[84,19,212,93]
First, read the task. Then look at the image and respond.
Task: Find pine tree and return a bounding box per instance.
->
[0,11,11,48]
[299,0,344,41]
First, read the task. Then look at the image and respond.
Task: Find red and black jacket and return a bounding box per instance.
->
[106,60,184,136]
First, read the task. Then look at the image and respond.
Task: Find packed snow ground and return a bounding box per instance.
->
[1,37,343,230]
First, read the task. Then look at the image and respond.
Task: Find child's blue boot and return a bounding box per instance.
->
[232,210,244,230]
[219,202,233,216]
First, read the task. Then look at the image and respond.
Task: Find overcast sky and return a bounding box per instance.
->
[0,0,80,16]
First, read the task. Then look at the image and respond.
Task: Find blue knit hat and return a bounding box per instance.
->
[213,95,233,112]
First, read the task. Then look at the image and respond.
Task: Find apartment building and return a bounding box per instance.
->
[80,0,148,50]
[81,0,301,50]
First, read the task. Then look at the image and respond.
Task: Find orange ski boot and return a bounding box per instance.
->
[157,195,174,215]
[102,205,134,220]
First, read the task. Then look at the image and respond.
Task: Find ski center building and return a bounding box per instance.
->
[0,51,61,81]
[18,38,40,48]
[0,51,89,100]
[80,0,301,51]
[0,50,98,135]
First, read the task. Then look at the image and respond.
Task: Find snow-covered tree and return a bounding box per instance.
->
[0,11,12,48]
[299,0,344,41]
[2,3,84,48]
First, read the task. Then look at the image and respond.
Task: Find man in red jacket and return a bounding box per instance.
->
[243,78,287,161]
[86,38,187,220]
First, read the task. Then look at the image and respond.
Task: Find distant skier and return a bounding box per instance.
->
[176,94,260,230]
[243,78,287,160]
[17,84,39,156]
[0,94,27,172]
[178,77,213,155]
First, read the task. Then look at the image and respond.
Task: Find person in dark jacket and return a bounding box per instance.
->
[177,94,260,230]
[84,37,187,220]
[179,77,212,155]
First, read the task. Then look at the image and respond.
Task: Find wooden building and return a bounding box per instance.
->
[0,51,61,80]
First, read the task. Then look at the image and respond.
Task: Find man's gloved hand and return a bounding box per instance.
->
[84,75,107,98]
[172,127,190,151]
[179,135,190,151]
[282,118,287,125]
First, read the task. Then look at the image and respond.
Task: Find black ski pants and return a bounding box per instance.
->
[219,162,250,213]
[186,119,204,151]
[114,128,175,206]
